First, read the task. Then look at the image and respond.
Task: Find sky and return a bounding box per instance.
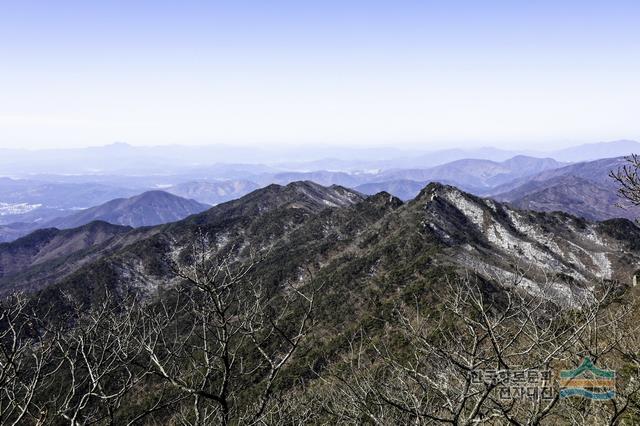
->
[0,0,639,150]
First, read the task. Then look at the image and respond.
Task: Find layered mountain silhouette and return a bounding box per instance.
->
[492,157,640,221]
[165,180,260,205]
[379,155,563,191]
[2,140,638,176]
[0,191,209,243]
[1,181,637,305]
[549,140,640,162]
[354,156,564,199]
[0,177,139,212]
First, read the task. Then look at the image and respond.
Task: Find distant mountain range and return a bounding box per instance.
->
[165,180,261,205]
[498,175,626,222]
[1,139,639,177]
[0,154,635,241]
[491,157,639,221]
[0,140,638,239]
[0,177,139,224]
[549,140,640,162]
[354,155,564,199]
[353,156,637,222]
[0,191,209,242]
[278,140,639,170]
[380,155,564,192]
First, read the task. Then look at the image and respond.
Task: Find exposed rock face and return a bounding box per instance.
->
[417,183,640,303]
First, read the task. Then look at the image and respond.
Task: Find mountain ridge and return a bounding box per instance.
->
[491,156,640,221]
[1,181,637,307]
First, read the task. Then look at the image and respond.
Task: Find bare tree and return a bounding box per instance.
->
[0,293,58,426]
[611,154,640,209]
[38,292,150,426]
[313,274,640,425]
[135,232,319,425]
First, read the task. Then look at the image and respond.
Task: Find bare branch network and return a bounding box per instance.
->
[1,230,640,425]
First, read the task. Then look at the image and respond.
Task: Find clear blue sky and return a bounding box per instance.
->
[0,0,639,149]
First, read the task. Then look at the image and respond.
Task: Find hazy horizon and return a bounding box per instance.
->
[0,138,637,155]
[2,1,640,150]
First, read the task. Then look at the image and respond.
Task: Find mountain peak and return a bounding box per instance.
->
[365,191,404,209]
[414,181,459,201]
[406,182,639,292]
[503,155,560,165]
[188,180,365,228]
[44,191,209,230]
[105,142,131,148]
[131,190,187,202]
